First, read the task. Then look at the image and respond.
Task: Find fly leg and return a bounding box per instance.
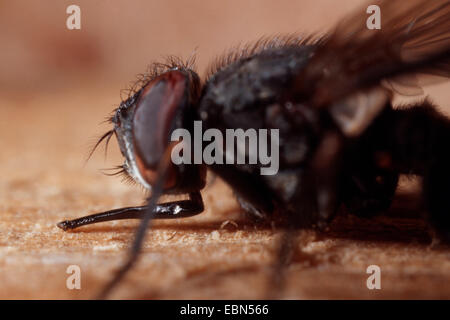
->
[424,157,450,244]
[94,191,204,299]
[267,131,343,298]
[57,192,204,230]
[266,227,296,299]
[342,168,399,217]
[310,131,343,228]
[366,101,450,243]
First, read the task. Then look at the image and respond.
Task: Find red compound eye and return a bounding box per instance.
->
[132,70,189,188]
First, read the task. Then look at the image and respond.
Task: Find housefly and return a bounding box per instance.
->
[58,0,450,298]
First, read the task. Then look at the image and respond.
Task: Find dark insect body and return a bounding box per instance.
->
[57,0,450,298]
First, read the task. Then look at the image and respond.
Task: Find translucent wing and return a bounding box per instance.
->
[292,0,450,108]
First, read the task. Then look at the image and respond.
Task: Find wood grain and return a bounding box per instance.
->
[0,85,449,299]
[0,0,449,300]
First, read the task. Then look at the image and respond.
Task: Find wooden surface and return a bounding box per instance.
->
[0,85,449,300]
[0,0,450,300]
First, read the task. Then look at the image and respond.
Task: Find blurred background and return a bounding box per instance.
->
[0,0,364,91]
[0,0,449,299]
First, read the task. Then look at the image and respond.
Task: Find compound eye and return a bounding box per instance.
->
[132,70,189,188]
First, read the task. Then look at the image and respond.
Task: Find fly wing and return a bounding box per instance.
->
[292,0,450,108]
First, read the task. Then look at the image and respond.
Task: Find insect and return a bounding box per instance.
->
[57,0,450,298]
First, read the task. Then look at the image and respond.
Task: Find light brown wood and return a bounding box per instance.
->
[0,0,449,300]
